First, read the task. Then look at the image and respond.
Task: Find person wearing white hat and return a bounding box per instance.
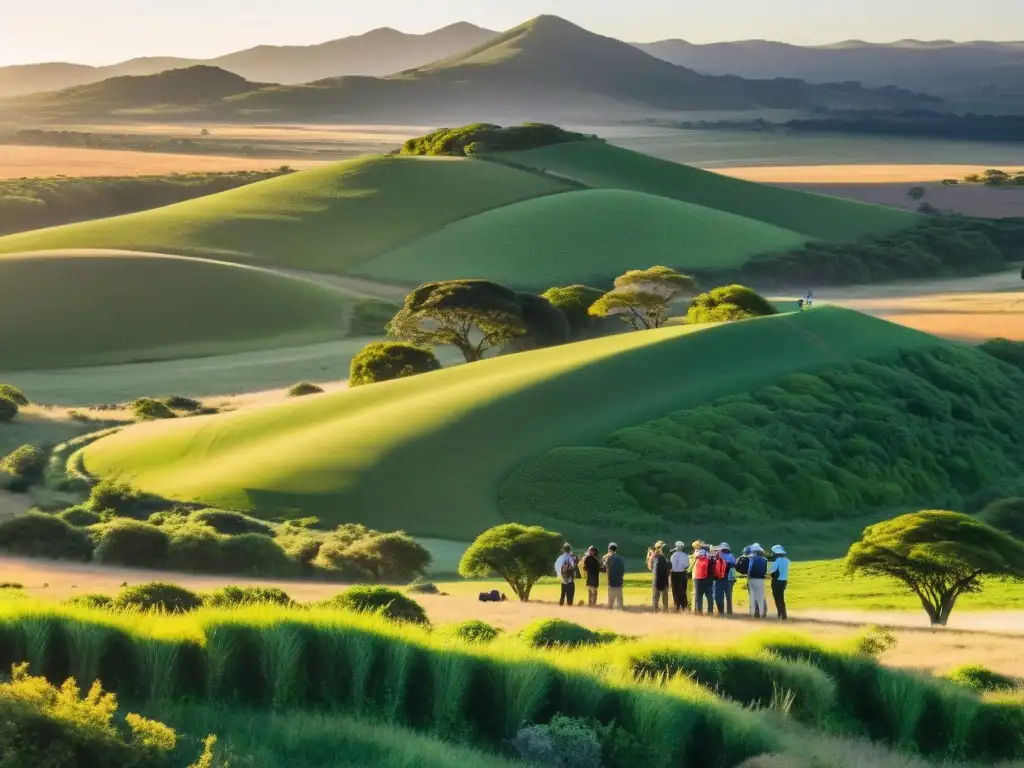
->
[669,541,690,612]
[648,541,670,612]
[769,545,790,620]
[747,544,769,618]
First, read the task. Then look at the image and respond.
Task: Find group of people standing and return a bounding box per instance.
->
[555,540,790,619]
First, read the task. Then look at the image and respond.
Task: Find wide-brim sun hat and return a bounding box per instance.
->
[654,540,665,549]
[772,544,787,555]
[751,543,764,552]
[674,541,685,549]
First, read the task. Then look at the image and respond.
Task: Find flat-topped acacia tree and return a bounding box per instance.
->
[388,279,527,363]
[589,266,696,330]
[458,523,563,602]
[845,510,1024,626]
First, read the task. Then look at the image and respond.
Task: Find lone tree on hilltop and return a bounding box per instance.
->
[458,523,563,602]
[588,266,696,330]
[686,284,777,324]
[349,341,441,387]
[845,510,1024,626]
[389,280,526,363]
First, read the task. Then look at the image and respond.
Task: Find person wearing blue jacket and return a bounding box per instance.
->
[770,544,790,620]
[747,544,769,618]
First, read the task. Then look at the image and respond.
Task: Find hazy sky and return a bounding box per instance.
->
[3,0,1021,66]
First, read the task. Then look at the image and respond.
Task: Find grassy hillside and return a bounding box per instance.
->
[0,156,570,271]
[83,308,943,539]
[499,141,920,241]
[0,251,354,369]
[355,189,809,289]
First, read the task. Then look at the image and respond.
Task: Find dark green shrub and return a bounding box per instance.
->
[350,298,400,335]
[131,397,176,420]
[1,445,47,486]
[326,586,429,625]
[219,534,294,577]
[449,620,501,644]
[0,383,28,406]
[687,284,776,324]
[540,285,605,337]
[978,498,1024,539]
[64,593,114,609]
[512,715,602,767]
[287,382,323,397]
[88,479,145,518]
[0,396,17,423]
[275,531,322,571]
[945,664,1019,693]
[0,512,93,560]
[520,619,616,649]
[189,508,274,536]
[314,530,431,582]
[349,341,441,387]
[113,582,202,613]
[166,525,225,572]
[161,395,202,412]
[969,700,1024,760]
[92,520,170,567]
[204,585,292,608]
[57,506,103,527]
[979,337,1024,372]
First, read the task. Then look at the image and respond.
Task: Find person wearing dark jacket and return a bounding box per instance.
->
[713,543,737,615]
[769,544,790,620]
[581,546,604,607]
[747,544,769,618]
[647,541,670,612]
[604,543,626,610]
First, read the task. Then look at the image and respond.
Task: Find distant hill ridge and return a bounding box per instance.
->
[0,16,941,122]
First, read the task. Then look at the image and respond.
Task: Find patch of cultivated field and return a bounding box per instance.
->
[0,144,325,178]
[60,121,424,146]
[782,180,1024,218]
[716,164,1024,183]
[2,556,1022,676]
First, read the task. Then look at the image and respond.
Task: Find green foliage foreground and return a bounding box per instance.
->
[502,344,1024,531]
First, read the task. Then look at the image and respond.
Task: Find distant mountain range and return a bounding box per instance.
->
[0,23,497,99]
[636,39,1024,100]
[0,16,942,123]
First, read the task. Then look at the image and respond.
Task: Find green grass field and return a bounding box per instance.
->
[499,141,921,241]
[0,156,570,272]
[354,189,809,289]
[82,308,944,539]
[0,251,355,370]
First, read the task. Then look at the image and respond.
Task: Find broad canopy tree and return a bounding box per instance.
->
[458,523,563,602]
[588,266,696,330]
[845,510,1024,625]
[388,280,527,363]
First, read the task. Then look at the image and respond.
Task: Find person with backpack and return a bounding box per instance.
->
[669,541,690,612]
[712,542,737,615]
[769,544,790,620]
[581,545,604,607]
[604,543,626,610]
[647,541,670,612]
[691,547,714,615]
[747,544,769,618]
[554,544,577,608]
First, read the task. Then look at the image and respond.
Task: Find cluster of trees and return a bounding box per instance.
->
[0,479,432,583]
[739,217,1024,287]
[0,170,291,236]
[960,169,1024,187]
[399,123,596,157]
[347,269,775,388]
[502,345,1024,530]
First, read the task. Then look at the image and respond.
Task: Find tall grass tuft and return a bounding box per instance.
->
[259,621,311,710]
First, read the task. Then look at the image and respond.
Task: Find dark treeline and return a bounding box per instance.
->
[788,109,1024,142]
[6,128,287,157]
[0,169,291,236]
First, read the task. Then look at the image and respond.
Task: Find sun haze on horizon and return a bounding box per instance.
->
[2,0,1022,67]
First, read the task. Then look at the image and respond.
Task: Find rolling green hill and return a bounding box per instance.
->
[0,251,355,370]
[498,141,921,241]
[355,189,809,289]
[82,308,944,539]
[0,156,570,271]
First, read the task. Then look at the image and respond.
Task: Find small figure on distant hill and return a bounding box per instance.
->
[805,290,814,308]
[647,541,670,612]
[670,541,690,612]
[796,298,805,311]
[769,544,790,620]
[581,546,604,607]
[747,544,769,618]
[603,543,626,610]
[554,544,578,608]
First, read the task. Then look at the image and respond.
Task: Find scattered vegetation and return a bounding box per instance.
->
[1,444,48,489]
[0,384,29,406]
[519,619,617,649]
[202,586,293,608]
[349,341,441,387]
[944,664,1019,693]
[286,382,324,397]
[400,123,593,157]
[132,397,177,421]
[323,585,429,625]
[112,582,204,613]
[447,620,501,644]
